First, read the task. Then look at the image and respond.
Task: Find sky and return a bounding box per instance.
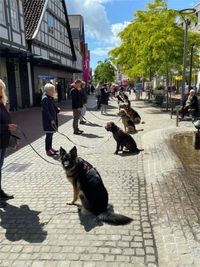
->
[66,0,200,71]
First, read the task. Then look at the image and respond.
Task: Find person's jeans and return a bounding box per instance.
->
[81,105,87,120]
[45,133,53,151]
[0,148,7,189]
[73,109,80,132]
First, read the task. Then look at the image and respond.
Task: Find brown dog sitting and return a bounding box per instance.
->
[124,106,141,124]
[118,109,137,134]
[105,122,143,154]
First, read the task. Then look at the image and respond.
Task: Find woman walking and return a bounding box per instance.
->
[41,83,60,156]
[0,79,17,203]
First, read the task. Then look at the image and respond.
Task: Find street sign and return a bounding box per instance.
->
[135,83,143,92]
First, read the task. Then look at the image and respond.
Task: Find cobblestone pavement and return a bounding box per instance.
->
[1,95,200,266]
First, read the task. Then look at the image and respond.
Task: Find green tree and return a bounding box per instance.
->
[94,59,115,83]
[109,0,200,83]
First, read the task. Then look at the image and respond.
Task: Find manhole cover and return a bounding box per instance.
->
[3,163,31,173]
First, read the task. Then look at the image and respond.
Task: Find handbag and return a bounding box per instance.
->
[9,134,20,150]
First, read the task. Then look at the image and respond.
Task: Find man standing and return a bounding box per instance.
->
[71,80,84,135]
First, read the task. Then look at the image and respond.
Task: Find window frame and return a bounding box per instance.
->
[47,13,54,36]
[0,0,6,25]
[10,0,19,31]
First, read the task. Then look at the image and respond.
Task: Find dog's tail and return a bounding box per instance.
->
[98,211,133,225]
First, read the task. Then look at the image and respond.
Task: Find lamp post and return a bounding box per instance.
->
[189,43,195,91]
[179,8,196,104]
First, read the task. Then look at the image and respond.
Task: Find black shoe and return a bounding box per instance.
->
[0,190,14,200]
[77,129,84,133]
[80,120,86,125]
[74,131,82,135]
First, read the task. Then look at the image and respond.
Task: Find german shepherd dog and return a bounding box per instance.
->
[118,109,137,134]
[60,146,133,225]
[119,100,143,124]
[105,122,143,154]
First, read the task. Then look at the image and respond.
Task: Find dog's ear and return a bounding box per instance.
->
[60,147,66,156]
[70,146,77,159]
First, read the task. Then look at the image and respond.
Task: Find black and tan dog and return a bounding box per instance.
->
[105,122,143,154]
[118,109,137,134]
[60,146,133,225]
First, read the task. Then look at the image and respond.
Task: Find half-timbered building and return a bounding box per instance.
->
[23,0,83,103]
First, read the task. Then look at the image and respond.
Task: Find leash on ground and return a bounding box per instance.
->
[17,126,60,166]
[52,124,115,149]
[87,110,120,121]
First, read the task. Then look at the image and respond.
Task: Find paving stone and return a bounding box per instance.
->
[2,96,200,267]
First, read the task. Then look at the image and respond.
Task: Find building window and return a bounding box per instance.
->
[0,0,6,25]
[47,14,54,35]
[60,25,65,41]
[10,0,19,30]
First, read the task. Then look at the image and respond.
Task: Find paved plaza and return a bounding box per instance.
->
[1,96,200,267]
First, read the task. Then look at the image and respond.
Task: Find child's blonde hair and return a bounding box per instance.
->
[0,79,8,105]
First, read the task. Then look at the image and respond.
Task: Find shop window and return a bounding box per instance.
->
[0,0,6,25]
[10,0,19,31]
[47,14,54,35]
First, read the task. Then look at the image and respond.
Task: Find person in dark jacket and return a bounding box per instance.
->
[0,79,17,203]
[180,89,199,119]
[71,80,84,135]
[100,86,109,115]
[41,83,60,156]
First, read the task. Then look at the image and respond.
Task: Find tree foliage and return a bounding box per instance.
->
[109,0,200,81]
[94,59,115,83]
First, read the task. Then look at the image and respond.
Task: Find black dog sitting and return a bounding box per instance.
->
[105,122,143,154]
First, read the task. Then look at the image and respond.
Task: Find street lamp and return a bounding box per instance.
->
[189,43,195,90]
[179,8,196,104]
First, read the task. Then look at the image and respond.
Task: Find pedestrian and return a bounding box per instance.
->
[56,82,62,102]
[0,79,17,203]
[100,85,109,115]
[95,83,102,110]
[180,89,199,120]
[91,84,95,94]
[71,80,84,135]
[80,81,87,125]
[41,83,60,156]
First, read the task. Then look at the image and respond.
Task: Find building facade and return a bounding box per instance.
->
[0,0,30,110]
[69,15,85,81]
[24,0,83,104]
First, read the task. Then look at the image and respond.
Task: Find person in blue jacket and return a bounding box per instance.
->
[0,79,17,204]
[41,83,60,156]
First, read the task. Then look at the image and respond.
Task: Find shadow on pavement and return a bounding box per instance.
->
[8,101,73,156]
[0,204,47,243]
[81,133,104,139]
[84,123,103,128]
[78,208,103,232]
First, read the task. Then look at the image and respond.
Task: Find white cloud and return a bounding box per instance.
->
[66,0,129,45]
[66,0,112,43]
[110,21,130,44]
[91,47,114,56]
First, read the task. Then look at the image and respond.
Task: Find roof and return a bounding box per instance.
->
[23,0,76,60]
[23,0,46,40]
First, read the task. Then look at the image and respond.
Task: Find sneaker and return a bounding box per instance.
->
[0,190,14,200]
[46,149,56,156]
[80,120,86,125]
[51,148,59,153]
